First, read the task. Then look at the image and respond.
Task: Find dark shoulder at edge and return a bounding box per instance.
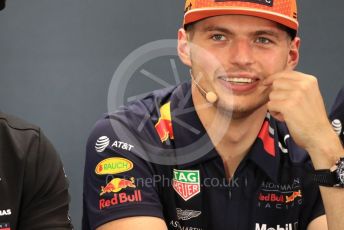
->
[0,112,40,133]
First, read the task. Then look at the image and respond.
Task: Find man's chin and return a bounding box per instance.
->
[231,109,260,120]
[216,100,268,120]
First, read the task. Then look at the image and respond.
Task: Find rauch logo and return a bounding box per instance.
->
[95,157,133,175]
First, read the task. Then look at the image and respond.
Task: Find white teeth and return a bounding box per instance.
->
[221,77,254,83]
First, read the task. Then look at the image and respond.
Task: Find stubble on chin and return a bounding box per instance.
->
[216,93,269,120]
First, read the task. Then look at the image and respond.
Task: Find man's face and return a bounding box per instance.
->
[179,15,300,118]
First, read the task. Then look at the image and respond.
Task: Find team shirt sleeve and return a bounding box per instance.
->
[330,87,344,143]
[83,116,164,229]
[18,130,73,230]
[307,187,325,226]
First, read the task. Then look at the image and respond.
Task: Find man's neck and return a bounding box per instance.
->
[192,85,267,177]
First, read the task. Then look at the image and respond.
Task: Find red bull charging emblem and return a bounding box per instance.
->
[99,177,142,210]
[285,190,302,203]
[100,177,136,195]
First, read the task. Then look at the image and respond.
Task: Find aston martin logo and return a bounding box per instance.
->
[176,208,202,221]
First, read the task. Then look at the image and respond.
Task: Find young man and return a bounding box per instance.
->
[83,1,344,229]
[0,1,73,229]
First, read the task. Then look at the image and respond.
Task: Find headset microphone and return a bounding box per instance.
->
[190,70,218,104]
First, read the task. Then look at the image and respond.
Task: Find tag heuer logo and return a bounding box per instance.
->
[172,169,200,201]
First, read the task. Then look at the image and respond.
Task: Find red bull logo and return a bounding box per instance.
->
[155,102,174,142]
[259,193,285,203]
[286,190,302,203]
[100,177,136,196]
[99,190,142,210]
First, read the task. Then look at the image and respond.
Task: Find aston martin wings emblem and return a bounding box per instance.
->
[176,208,202,221]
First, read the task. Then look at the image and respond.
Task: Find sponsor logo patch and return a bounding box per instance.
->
[170,220,203,230]
[111,140,134,151]
[285,190,302,203]
[100,177,136,195]
[173,169,200,201]
[0,223,10,230]
[95,136,134,153]
[0,209,11,216]
[99,190,142,210]
[95,157,133,175]
[258,193,285,203]
[95,136,110,152]
[255,222,298,230]
[176,208,201,221]
[257,178,303,210]
[332,119,342,136]
[155,102,174,143]
[215,0,273,7]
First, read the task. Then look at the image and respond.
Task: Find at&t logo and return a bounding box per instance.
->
[95,136,110,153]
[332,119,342,136]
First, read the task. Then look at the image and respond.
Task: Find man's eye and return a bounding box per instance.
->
[255,37,272,44]
[212,34,226,41]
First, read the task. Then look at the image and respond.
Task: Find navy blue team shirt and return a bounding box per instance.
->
[330,87,344,143]
[83,81,331,230]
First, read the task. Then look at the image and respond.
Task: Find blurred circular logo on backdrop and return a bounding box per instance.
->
[107,39,233,165]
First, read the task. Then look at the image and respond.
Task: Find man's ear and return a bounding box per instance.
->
[286,37,301,70]
[178,28,192,67]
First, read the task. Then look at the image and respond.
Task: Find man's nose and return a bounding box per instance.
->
[228,39,255,67]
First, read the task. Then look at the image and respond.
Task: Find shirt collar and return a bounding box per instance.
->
[170,81,218,167]
[169,81,293,183]
[246,113,281,183]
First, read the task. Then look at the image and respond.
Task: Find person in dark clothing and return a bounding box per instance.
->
[1,1,73,229]
[83,1,344,229]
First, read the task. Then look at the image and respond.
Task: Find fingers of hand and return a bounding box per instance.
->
[267,73,318,106]
[263,71,316,88]
[267,99,288,116]
[262,71,295,86]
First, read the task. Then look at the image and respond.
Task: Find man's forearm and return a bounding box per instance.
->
[308,133,344,230]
